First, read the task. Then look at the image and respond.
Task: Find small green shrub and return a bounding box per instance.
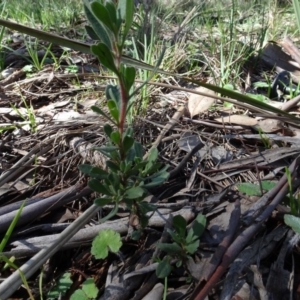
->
[156,214,206,278]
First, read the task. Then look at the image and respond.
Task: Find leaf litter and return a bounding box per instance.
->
[2,4,300,300]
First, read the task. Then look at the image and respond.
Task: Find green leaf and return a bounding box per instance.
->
[106,84,120,106]
[143,169,170,188]
[85,25,99,41]
[131,229,142,240]
[105,1,118,30]
[139,201,156,213]
[185,240,199,254]
[120,160,130,172]
[176,260,182,268]
[107,100,120,123]
[123,127,133,138]
[91,105,116,124]
[91,43,119,74]
[189,214,206,239]
[90,166,109,180]
[88,179,112,195]
[148,147,159,162]
[167,229,184,245]
[91,229,122,259]
[106,160,120,172]
[70,289,88,300]
[123,135,134,153]
[253,81,270,88]
[133,141,144,158]
[110,131,121,144]
[284,214,300,234]
[172,215,187,238]
[122,65,136,90]
[156,258,172,278]
[124,186,145,199]
[104,123,113,137]
[91,2,116,35]
[82,278,99,299]
[107,173,121,192]
[156,242,182,255]
[140,214,150,228]
[117,0,134,43]
[78,164,93,175]
[237,182,262,196]
[83,0,111,49]
[47,273,73,299]
[91,43,118,74]
[237,181,276,196]
[223,83,234,90]
[95,145,119,158]
[94,197,112,207]
[186,228,196,244]
[261,181,277,191]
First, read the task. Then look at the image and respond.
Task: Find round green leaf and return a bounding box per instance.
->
[91,229,122,259]
[82,278,99,299]
[70,289,88,300]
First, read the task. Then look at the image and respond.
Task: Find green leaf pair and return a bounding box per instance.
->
[156,214,206,278]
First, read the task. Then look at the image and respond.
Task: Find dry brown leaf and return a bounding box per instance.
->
[188,87,216,117]
[214,115,258,126]
[255,119,284,133]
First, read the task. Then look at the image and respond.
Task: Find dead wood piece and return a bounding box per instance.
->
[141,283,164,300]
[223,133,300,146]
[204,198,240,278]
[0,203,102,300]
[0,68,25,86]
[281,37,300,71]
[242,152,300,226]
[191,199,240,297]
[130,216,174,300]
[249,265,268,300]
[221,146,300,170]
[220,225,288,300]
[0,184,90,234]
[192,155,300,300]
[260,42,300,82]
[266,230,299,300]
[6,207,195,257]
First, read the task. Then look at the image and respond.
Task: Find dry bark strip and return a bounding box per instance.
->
[191,155,300,300]
[281,36,300,69]
[5,207,195,257]
[220,225,288,300]
[0,184,91,234]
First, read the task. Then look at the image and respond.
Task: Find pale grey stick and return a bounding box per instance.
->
[0,203,101,300]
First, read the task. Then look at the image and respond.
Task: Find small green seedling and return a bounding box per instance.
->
[91,229,122,260]
[156,214,206,278]
[47,272,73,300]
[70,278,99,300]
[237,181,276,197]
[48,274,99,300]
